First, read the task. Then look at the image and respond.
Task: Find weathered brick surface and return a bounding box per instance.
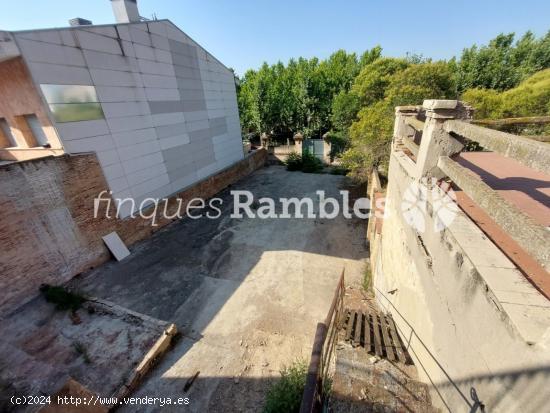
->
[0,149,267,315]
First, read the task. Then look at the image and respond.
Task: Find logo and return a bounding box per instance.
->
[401,178,458,233]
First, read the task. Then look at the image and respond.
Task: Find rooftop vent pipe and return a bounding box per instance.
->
[110,0,141,23]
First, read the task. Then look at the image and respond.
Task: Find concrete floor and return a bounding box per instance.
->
[71,165,368,412]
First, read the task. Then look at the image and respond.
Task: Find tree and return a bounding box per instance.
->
[331,90,360,133]
[236,49,375,140]
[351,58,409,107]
[343,62,457,178]
[462,68,550,119]
[456,31,550,92]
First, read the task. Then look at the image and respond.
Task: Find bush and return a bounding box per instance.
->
[285,152,303,171]
[285,150,324,173]
[462,68,550,120]
[40,284,86,312]
[329,165,349,175]
[264,360,307,413]
[461,88,503,119]
[301,150,324,173]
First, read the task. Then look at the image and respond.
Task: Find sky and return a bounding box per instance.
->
[1,0,549,76]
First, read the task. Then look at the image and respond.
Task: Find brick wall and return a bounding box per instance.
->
[0,148,266,315]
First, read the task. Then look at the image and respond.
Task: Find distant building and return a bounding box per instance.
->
[0,0,243,216]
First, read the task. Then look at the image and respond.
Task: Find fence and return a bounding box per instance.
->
[300,269,345,413]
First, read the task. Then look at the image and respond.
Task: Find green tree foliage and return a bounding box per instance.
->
[330,90,360,132]
[351,58,409,107]
[237,47,382,140]
[342,62,457,179]
[457,31,550,92]
[237,30,550,179]
[462,68,550,119]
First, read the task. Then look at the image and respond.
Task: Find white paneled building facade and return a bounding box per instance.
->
[0,2,243,216]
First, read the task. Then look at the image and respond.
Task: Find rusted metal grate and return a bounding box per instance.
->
[343,309,411,364]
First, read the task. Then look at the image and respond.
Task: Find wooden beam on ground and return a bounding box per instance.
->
[353,311,363,347]
[364,309,372,353]
[345,311,355,342]
[379,314,396,362]
[387,315,407,364]
[372,313,383,357]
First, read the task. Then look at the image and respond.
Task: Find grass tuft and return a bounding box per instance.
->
[264,360,307,413]
[72,341,91,364]
[363,266,373,292]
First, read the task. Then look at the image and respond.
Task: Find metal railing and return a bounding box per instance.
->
[300,269,345,413]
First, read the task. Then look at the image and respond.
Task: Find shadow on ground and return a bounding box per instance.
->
[65,165,368,411]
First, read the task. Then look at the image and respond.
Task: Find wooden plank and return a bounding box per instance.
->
[379,314,396,362]
[345,310,355,342]
[353,311,362,347]
[387,315,407,364]
[363,309,372,353]
[372,313,383,357]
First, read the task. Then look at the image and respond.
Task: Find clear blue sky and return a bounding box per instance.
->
[1,0,549,76]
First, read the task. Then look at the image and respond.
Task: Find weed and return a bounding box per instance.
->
[329,165,349,175]
[363,266,373,292]
[40,284,86,312]
[263,360,307,413]
[285,152,303,171]
[72,341,91,364]
[301,150,324,174]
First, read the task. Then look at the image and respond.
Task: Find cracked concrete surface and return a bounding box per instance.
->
[71,165,368,412]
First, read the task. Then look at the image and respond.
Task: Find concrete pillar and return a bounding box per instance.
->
[415,100,473,179]
[393,105,421,147]
[260,132,269,149]
[293,132,303,154]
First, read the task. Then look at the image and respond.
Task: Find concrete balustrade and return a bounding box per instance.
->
[371,99,550,413]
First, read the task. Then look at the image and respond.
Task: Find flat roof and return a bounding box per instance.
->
[457,151,550,227]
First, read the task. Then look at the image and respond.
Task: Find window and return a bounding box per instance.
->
[0,118,17,148]
[24,115,48,146]
[40,84,104,123]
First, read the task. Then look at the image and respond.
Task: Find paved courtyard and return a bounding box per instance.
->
[71,165,368,412]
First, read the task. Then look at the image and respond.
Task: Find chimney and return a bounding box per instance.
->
[110,0,141,23]
[69,17,93,26]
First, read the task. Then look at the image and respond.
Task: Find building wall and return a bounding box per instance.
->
[372,151,550,412]
[0,149,267,316]
[0,57,62,150]
[13,20,243,217]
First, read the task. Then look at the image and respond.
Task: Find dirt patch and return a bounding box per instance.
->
[0,294,172,412]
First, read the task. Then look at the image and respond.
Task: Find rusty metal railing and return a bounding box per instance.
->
[300,268,345,413]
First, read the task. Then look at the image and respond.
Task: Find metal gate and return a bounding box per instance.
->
[303,139,325,161]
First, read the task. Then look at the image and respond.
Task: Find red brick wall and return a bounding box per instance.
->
[0,149,267,315]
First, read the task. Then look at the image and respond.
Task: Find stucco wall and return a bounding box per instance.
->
[13,19,243,217]
[372,151,550,412]
[0,57,62,150]
[0,149,267,316]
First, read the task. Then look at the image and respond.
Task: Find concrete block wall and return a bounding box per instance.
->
[13,20,243,217]
[372,151,550,412]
